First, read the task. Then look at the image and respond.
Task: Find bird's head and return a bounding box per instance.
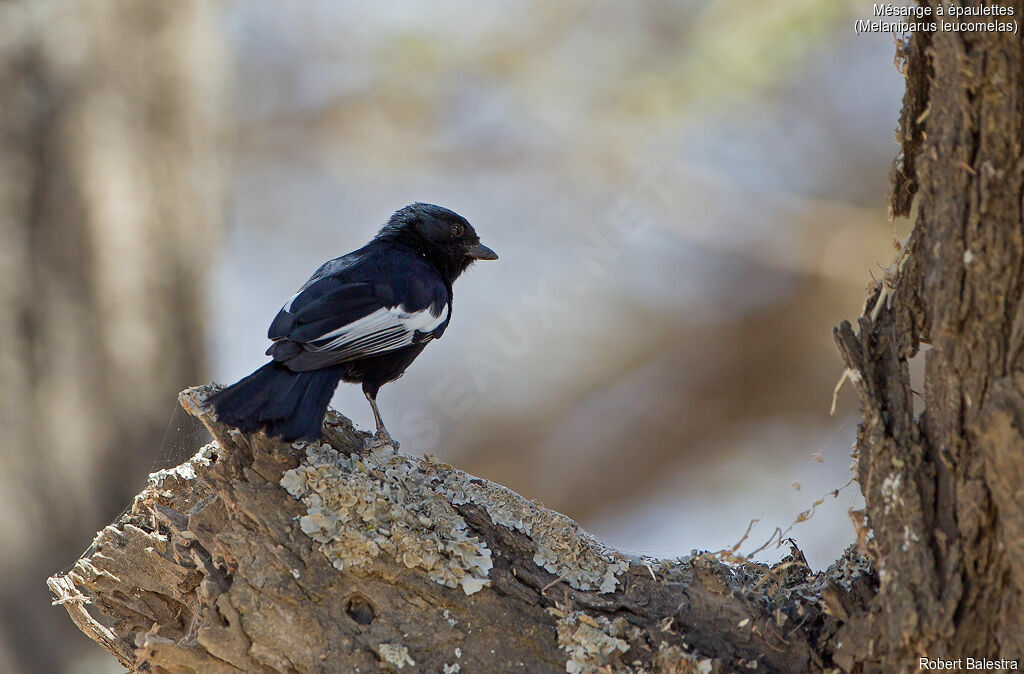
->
[379,203,498,281]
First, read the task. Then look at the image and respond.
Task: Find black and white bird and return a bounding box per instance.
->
[209,203,497,444]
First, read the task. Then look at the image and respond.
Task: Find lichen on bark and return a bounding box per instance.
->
[48,385,858,672]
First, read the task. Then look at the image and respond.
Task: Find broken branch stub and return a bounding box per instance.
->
[48,385,867,672]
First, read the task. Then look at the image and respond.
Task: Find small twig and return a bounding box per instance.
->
[730,518,760,554]
[51,593,91,606]
[645,562,658,581]
[830,368,862,415]
[753,561,798,590]
[541,571,572,595]
[747,527,784,559]
[869,281,893,322]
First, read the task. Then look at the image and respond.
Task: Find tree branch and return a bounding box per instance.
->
[48,385,868,672]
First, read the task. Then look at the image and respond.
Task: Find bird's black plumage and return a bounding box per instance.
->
[210,203,497,443]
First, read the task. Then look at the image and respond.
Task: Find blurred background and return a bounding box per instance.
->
[0,0,904,671]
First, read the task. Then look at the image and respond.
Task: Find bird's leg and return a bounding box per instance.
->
[364,391,397,448]
[367,392,388,436]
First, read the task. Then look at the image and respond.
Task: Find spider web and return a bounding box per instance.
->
[57,401,213,574]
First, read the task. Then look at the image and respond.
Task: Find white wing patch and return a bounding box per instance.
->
[308,303,448,357]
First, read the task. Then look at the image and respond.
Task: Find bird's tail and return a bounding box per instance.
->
[209,362,344,442]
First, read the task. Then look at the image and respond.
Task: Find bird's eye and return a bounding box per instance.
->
[451,224,464,237]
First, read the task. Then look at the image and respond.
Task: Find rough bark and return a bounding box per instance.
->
[832,6,1024,671]
[48,385,870,673]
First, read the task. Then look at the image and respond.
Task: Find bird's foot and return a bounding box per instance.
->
[364,429,399,450]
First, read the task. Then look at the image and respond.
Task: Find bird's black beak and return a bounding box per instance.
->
[466,242,498,260]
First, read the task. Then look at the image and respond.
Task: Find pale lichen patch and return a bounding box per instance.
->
[445,476,630,593]
[880,472,903,514]
[654,643,723,673]
[281,436,631,595]
[281,443,493,595]
[281,436,632,597]
[146,442,218,487]
[551,610,631,673]
[377,643,414,669]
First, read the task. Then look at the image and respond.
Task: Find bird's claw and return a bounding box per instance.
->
[364,429,398,450]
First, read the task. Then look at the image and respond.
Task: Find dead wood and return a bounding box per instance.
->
[48,386,867,673]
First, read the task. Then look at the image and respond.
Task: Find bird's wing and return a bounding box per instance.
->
[266,268,449,372]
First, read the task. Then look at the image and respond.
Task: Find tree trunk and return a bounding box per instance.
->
[831,6,1024,671]
[46,10,1024,674]
[0,1,223,671]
